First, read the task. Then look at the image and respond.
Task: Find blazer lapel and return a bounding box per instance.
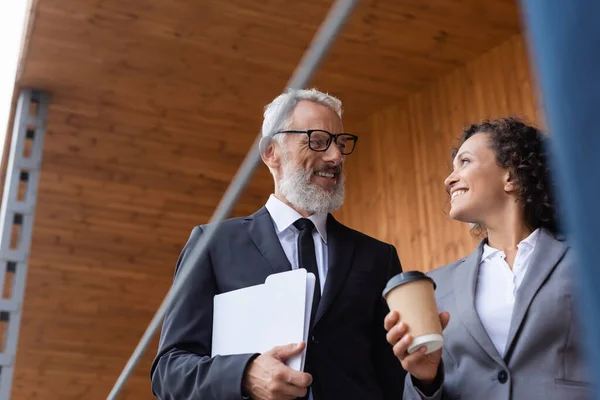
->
[312,214,356,328]
[504,229,568,359]
[242,207,291,274]
[454,242,507,367]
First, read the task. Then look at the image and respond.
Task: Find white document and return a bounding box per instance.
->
[211,269,316,371]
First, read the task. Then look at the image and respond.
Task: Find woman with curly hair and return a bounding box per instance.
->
[385,117,592,399]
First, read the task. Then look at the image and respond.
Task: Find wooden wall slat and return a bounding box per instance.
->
[336,34,542,271]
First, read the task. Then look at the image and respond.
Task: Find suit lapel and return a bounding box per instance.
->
[504,229,568,359]
[242,207,291,274]
[312,214,356,328]
[454,242,507,367]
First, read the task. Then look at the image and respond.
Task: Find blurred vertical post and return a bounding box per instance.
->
[519,0,600,396]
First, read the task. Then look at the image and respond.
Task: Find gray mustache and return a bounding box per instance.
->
[314,166,342,174]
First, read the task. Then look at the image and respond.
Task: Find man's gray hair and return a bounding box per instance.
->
[261,88,343,144]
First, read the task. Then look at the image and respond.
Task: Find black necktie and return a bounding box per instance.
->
[293,218,321,325]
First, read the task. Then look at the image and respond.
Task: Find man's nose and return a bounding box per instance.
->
[323,140,343,164]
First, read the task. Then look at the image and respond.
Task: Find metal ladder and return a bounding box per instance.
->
[0,89,49,399]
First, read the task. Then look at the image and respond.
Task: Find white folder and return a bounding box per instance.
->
[211,269,316,371]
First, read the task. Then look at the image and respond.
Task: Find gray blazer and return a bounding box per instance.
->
[404,228,594,400]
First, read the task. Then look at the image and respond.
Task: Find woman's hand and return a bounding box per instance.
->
[384,311,450,383]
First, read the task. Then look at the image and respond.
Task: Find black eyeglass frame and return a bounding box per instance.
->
[273,129,359,155]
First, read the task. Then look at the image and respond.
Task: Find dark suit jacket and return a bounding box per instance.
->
[404,229,594,400]
[150,207,407,399]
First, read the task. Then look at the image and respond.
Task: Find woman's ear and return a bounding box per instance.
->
[504,170,519,193]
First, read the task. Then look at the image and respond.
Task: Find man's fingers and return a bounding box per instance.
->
[266,378,307,400]
[269,342,306,361]
[276,381,309,399]
[271,364,312,388]
[384,310,400,331]
[284,369,313,388]
[440,312,451,330]
[270,368,312,398]
[284,383,309,399]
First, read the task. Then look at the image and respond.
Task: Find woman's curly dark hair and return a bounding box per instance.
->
[451,117,559,235]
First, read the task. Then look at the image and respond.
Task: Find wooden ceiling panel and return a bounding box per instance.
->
[20,0,521,124]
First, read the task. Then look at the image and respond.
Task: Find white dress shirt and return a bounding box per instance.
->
[264,195,328,400]
[264,194,329,298]
[475,228,540,357]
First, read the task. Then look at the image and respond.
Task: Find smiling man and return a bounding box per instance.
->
[150,88,407,400]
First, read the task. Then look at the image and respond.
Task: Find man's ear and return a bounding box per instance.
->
[504,170,519,193]
[260,136,280,169]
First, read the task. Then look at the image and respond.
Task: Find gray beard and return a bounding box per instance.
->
[278,159,345,215]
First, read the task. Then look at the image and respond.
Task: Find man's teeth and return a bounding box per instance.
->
[451,189,467,200]
[315,172,335,178]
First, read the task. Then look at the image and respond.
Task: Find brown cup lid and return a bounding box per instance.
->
[382,271,437,299]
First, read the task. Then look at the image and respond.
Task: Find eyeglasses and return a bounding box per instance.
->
[273,129,359,155]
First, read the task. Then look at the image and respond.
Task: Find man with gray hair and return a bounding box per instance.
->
[150,88,407,400]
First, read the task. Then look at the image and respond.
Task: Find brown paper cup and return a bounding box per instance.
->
[382,271,443,354]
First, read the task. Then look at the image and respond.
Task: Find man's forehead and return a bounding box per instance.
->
[291,101,341,121]
[289,121,344,131]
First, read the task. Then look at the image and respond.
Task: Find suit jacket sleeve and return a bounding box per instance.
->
[150,226,258,400]
[403,362,445,400]
[372,244,408,399]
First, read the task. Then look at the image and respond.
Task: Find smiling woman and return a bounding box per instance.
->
[447,118,558,238]
[385,116,594,400]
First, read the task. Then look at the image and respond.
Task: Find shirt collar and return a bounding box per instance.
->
[265,194,328,243]
[481,244,502,262]
[519,227,541,249]
[481,228,541,262]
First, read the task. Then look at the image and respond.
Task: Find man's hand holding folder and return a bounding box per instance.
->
[211,269,316,399]
[242,342,313,399]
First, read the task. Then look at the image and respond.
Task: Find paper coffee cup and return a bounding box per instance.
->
[382,271,443,355]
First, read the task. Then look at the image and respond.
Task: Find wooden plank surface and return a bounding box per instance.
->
[336,34,542,272]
